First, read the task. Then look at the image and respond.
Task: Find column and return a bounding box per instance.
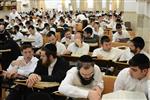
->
[119,0,124,11]
[112,0,116,11]
[80,0,87,11]
[61,0,65,11]
[106,0,110,11]
[38,0,46,10]
[94,0,102,11]
[17,1,22,12]
[71,0,76,11]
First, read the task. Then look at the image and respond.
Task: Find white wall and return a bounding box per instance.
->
[124,0,136,12]
[45,0,61,10]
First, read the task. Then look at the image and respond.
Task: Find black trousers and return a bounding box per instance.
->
[6,85,66,100]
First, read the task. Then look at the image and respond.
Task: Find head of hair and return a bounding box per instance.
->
[46,31,56,37]
[129,53,150,70]
[19,23,23,26]
[20,43,32,51]
[14,25,20,32]
[100,35,111,44]
[131,37,145,50]
[44,23,49,28]
[84,27,93,34]
[59,17,65,23]
[0,18,6,27]
[77,55,94,70]
[44,43,57,58]
[28,25,35,30]
[76,31,84,40]
[64,28,71,33]
[37,19,42,23]
[116,23,122,29]
[82,20,88,29]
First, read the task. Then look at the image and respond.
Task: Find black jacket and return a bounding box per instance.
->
[34,57,70,83]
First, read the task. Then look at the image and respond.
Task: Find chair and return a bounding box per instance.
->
[102,75,116,94]
[128,31,136,39]
[125,21,132,31]
[76,23,83,31]
[112,42,129,47]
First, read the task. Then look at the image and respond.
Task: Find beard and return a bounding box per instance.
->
[78,71,94,85]
[130,49,137,54]
[42,59,51,67]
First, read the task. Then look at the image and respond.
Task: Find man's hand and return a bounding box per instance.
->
[75,39,82,48]
[88,90,101,100]
[97,54,103,59]
[6,68,18,79]
[147,68,150,80]
[11,59,26,67]
[92,86,103,97]
[26,74,41,88]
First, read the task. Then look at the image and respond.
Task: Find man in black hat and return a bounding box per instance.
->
[59,55,104,100]
[0,18,21,70]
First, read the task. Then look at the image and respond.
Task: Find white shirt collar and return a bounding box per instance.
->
[49,58,57,68]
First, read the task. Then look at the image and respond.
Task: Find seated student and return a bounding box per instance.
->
[114,54,150,99]
[119,36,150,62]
[27,44,69,84]
[3,43,38,79]
[28,25,43,52]
[112,23,130,42]
[6,44,69,100]
[92,35,123,62]
[45,31,66,55]
[83,27,99,45]
[61,28,74,47]
[11,25,24,45]
[64,31,89,57]
[59,55,103,100]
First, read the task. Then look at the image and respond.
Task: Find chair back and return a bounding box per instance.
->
[102,75,116,94]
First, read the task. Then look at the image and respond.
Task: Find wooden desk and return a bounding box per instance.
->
[21,39,35,43]
[61,55,129,75]
[0,49,11,53]
[14,80,59,89]
[112,42,129,47]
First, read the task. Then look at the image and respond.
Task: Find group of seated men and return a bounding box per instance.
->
[0,8,150,100]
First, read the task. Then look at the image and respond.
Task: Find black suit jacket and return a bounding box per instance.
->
[34,57,70,83]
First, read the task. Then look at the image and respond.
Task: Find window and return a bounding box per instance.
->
[87,0,93,9]
[102,0,106,9]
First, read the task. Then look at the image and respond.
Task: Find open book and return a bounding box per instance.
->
[102,90,147,100]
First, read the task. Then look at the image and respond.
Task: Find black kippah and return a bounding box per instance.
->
[79,55,93,62]
[44,43,57,53]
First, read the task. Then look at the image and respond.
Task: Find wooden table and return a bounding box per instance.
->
[61,55,129,75]
[14,80,60,89]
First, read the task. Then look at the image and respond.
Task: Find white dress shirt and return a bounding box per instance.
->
[55,42,66,55]
[67,42,89,57]
[28,32,43,48]
[59,65,104,99]
[48,58,57,76]
[9,12,21,20]
[92,47,123,61]
[114,68,150,99]
[61,35,74,46]
[119,48,150,61]
[12,32,24,41]
[45,42,66,55]
[7,56,39,76]
[112,30,130,42]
